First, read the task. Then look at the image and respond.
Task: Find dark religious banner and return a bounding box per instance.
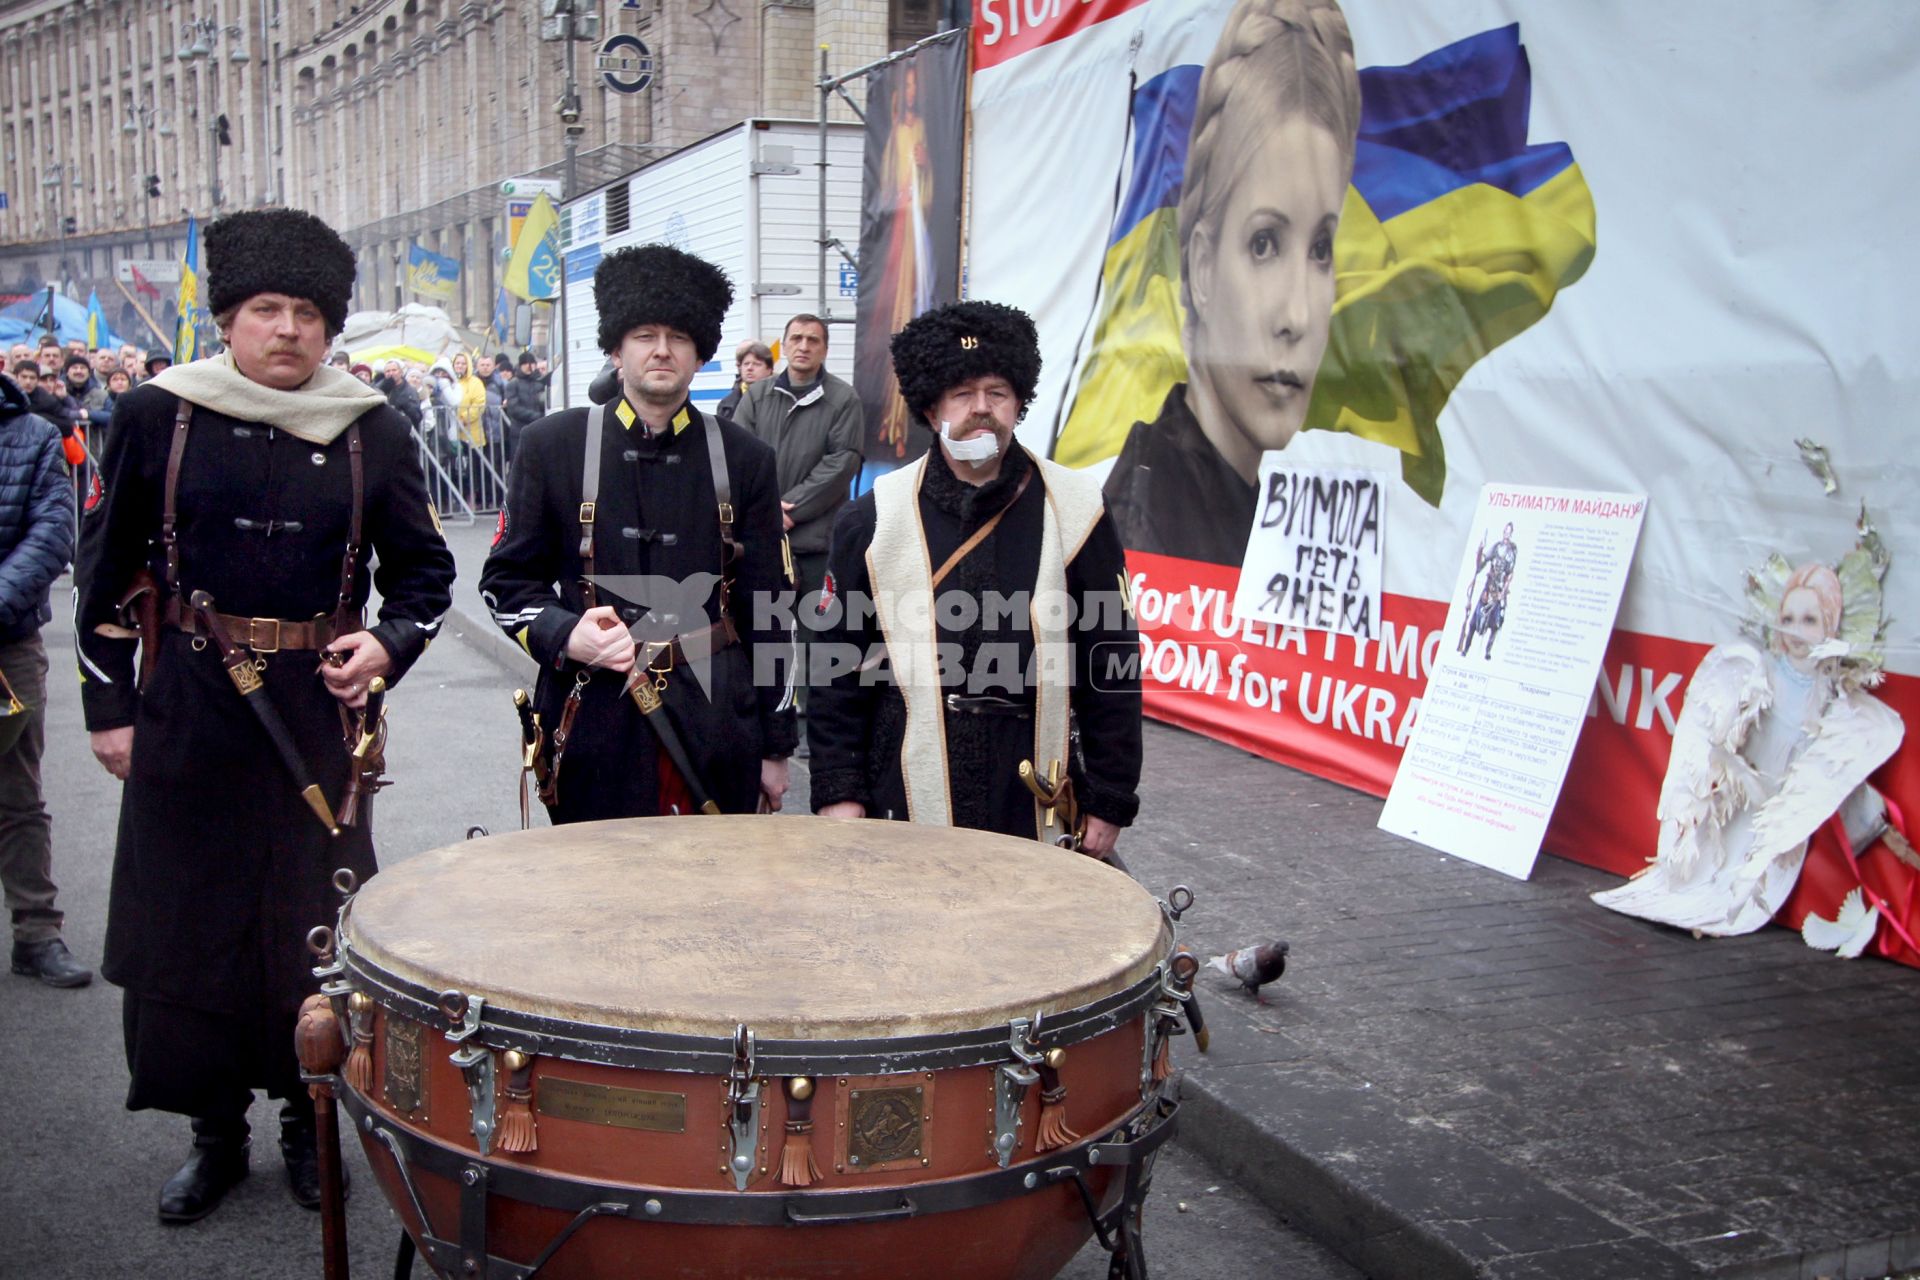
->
[852,30,968,480]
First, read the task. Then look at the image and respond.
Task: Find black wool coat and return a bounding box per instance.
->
[478,399,799,822]
[74,383,455,1022]
[807,444,1143,838]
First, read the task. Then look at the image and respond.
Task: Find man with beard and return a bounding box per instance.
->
[807,301,1141,856]
[480,244,797,822]
[75,208,455,1224]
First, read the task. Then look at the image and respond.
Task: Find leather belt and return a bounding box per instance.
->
[634,616,740,677]
[164,596,360,653]
[944,693,1034,720]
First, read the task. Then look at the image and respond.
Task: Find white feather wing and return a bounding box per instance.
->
[1745,690,1904,868]
[1657,645,1770,832]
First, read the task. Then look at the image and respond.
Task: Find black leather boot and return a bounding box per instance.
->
[158,1125,249,1224]
[280,1106,349,1210]
[10,938,93,988]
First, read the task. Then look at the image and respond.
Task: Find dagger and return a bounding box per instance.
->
[189,590,340,836]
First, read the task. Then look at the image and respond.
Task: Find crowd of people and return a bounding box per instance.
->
[3,210,1142,1238]
[6,334,174,471]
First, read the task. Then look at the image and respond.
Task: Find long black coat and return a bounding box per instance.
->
[478,399,798,821]
[808,444,1142,837]
[75,383,455,1029]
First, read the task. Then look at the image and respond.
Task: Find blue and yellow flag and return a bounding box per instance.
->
[1058,24,1597,506]
[407,242,460,301]
[503,193,560,302]
[173,217,200,365]
[489,286,512,348]
[85,289,109,349]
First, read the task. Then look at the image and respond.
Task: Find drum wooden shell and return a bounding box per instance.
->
[331,817,1180,1280]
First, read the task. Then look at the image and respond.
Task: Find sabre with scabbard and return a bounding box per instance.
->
[1019,757,1134,874]
[334,676,387,829]
[625,658,721,815]
[189,590,340,836]
[512,688,547,830]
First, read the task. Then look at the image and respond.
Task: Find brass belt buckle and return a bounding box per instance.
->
[249,617,282,654]
[640,639,675,693]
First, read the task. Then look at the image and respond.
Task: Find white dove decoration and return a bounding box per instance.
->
[1802,888,1879,959]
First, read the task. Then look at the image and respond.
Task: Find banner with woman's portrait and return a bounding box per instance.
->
[854,31,970,476]
[967,0,1920,963]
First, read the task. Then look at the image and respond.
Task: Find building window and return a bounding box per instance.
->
[889,0,943,51]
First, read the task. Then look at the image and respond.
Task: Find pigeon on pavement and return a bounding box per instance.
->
[1207,940,1289,998]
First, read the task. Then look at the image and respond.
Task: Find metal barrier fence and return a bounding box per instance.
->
[414,404,511,526]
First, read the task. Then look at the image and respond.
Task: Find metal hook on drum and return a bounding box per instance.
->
[466,825,490,840]
[331,867,358,900]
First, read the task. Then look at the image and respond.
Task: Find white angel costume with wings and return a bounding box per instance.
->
[1591,642,1900,936]
[1593,537,1904,949]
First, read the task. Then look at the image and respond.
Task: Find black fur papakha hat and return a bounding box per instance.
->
[594,244,733,363]
[890,300,1042,425]
[205,209,357,337]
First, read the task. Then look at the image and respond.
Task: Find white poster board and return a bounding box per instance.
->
[1379,485,1646,878]
[1232,462,1388,639]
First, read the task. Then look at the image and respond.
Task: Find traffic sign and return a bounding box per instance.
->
[599,35,655,95]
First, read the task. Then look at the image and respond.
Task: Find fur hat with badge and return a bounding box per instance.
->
[205,209,358,338]
[593,244,733,364]
[890,300,1042,425]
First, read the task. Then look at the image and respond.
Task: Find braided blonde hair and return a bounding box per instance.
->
[1177,0,1362,314]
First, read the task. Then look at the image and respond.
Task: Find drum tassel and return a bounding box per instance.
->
[1035,1052,1079,1152]
[496,1050,539,1154]
[343,992,375,1095]
[777,1078,821,1187]
[1151,1016,1175,1083]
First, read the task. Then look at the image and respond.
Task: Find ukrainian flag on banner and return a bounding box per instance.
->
[85,289,110,349]
[1058,24,1597,506]
[503,194,561,302]
[173,217,200,365]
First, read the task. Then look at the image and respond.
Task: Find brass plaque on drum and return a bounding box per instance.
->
[536,1077,687,1133]
[839,1080,931,1174]
[382,1017,428,1118]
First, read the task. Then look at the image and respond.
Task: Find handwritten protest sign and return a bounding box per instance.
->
[1231,462,1387,639]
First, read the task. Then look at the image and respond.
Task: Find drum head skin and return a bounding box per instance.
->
[345,816,1170,1039]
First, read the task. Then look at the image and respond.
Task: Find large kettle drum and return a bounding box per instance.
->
[306,817,1193,1278]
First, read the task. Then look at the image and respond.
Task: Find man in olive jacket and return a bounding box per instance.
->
[729,313,863,609]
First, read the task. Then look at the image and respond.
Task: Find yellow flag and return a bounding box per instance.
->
[503,193,560,302]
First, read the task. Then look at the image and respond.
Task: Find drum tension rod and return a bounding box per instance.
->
[443,991,498,1156]
[725,1024,763,1191]
[994,1017,1043,1168]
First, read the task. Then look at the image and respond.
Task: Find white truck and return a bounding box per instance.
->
[557,118,865,409]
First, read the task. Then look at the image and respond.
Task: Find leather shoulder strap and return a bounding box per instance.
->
[578,404,605,609]
[333,422,365,634]
[162,398,192,594]
[704,409,740,572]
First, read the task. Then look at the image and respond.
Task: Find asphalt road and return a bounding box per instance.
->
[0,589,1357,1280]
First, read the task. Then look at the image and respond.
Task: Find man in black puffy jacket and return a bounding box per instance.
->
[0,370,89,988]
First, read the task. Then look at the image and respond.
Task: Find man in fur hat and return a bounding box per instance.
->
[480,244,798,822]
[807,301,1141,854]
[74,208,456,1224]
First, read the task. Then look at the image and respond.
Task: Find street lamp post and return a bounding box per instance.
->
[122,101,176,255]
[538,1,600,200]
[40,161,82,297]
[177,17,250,216]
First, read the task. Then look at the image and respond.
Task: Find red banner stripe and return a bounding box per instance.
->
[972,0,1151,72]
